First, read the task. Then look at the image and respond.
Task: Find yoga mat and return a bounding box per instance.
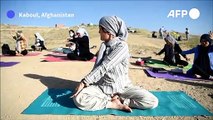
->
[42,56,69,62]
[145,69,198,81]
[0,52,41,57]
[25,52,41,56]
[0,61,19,67]
[22,89,213,116]
[145,59,192,71]
[42,54,96,62]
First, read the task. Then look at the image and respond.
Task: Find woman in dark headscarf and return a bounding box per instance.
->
[182,34,213,79]
[71,16,158,112]
[155,34,189,66]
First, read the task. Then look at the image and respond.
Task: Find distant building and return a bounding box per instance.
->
[87,23,93,26]
[127,27,137,33]
[55,24,65,28]
[81,23,86,26]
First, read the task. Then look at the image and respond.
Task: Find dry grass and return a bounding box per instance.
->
[1,24,200,55]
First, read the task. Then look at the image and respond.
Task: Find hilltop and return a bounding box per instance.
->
[0,24,200,55]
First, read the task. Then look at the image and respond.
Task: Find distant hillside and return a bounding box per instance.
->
[0,24,151,48]
[0,24,200,55]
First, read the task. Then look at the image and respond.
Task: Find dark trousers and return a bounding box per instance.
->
[176,59,188,66]
[31,41,47,51]
[8,50,28,56]
[67,52,94,61]
[188,65,213,79]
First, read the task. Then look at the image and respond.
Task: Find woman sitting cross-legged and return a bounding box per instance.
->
[71,16,158,112]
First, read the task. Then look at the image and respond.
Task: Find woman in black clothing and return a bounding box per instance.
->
[182,34,213,79]
[155,35,189,66]
[67,28,94,61]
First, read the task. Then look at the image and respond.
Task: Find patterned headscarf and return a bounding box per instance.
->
[99,16,128,41]
[16,30,23,39]
[94,16,128,68]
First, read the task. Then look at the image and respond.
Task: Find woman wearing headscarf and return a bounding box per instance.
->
[11,30,28,56]
[182,34,213,79]
[155,34,189,66]
[71,16,158,112]
[31,32,47,51]
[76,27,89,38]
[65,29,76,52]
[67,29,76,41]
[67,28,94,61]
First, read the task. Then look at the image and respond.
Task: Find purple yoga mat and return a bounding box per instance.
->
[145,69,196,81]
[0,61,19,67]
[0,52,41,57]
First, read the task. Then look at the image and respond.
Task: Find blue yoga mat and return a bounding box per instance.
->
[22,89,213,116]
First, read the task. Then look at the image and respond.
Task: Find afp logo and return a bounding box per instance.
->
[167,8,200,19]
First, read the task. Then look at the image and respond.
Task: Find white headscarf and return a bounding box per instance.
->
[99,16,128,41]
[35,32,44,41]
[76,28,89,38]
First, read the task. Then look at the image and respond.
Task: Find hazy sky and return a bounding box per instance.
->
[1,0,212,35]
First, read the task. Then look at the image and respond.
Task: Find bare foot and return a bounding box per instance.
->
[107,98,132,112]
[16,53,23,56]
[195,74,201,78]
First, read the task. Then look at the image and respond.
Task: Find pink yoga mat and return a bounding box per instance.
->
[42,54,96,62]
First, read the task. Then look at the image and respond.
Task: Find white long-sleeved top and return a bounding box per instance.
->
[83,38,132,95]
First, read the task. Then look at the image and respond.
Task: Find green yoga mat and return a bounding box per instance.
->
[145,59,192,71]
[22,89,212,116]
